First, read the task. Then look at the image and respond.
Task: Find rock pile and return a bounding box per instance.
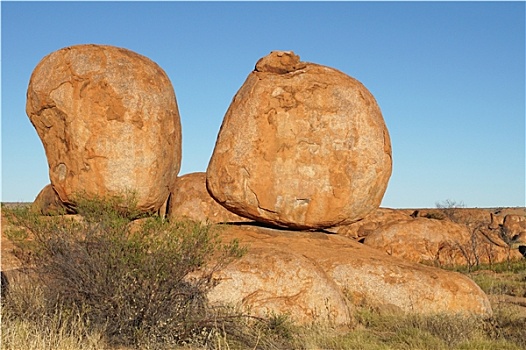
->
[362,217,523,266]
[27,44,182,214]
[333,208,525,265]
[206,51,392,230]
[22,47,516,325]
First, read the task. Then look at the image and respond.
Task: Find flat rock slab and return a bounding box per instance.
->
[208,224,493,325]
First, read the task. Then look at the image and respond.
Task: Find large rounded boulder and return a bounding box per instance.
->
[207,51,392,229]
[26,44,182,213]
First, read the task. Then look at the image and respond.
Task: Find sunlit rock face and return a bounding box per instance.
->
[206,51,392,230]
[205,225,493,325]
[363,218,524,266]
[26,44,182,213]
[168,172,251,224]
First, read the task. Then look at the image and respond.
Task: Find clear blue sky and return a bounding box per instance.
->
[2,1,525,208]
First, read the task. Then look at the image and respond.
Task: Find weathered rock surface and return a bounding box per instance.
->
[503,215,526,241]
[363,218,523,266]
[207,225,492,325]
[328,208,412,239]
[168,172,250,224]
[489,212,504,229]
[206,51,392,229]
[31,184,72,215]
[26,44,182,213]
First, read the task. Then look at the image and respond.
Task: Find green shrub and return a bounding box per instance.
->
[72,191,146,221]
[3,195,282,349]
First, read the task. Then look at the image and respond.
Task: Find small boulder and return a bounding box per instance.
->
[31,184,72,215]
[503,215,526,248]
[26,44,182,214]
[489,212,504,230]
[168,172,250,224]
[207,51,392,229]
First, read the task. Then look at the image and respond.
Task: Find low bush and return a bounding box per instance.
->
[435,199,466,223]
[2,195,294,349]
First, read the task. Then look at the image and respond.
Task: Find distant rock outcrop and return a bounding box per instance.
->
[362,218,523,266]
[168,172,250,224]
[207,51,392,230]
[26,44,182,214]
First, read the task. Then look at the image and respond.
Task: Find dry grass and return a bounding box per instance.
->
[1,272,108,350]
[288,302,525,350]
[464,260,526,297]
[1,275,294,350]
